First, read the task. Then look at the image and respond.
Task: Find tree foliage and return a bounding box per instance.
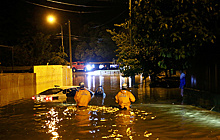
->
[108,0,218,79]
[14,32,68,66]
[75,23,117,62]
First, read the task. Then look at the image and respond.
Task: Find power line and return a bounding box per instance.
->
[90,10,127,28]
[55,34,108,41]
[47,0,113,8]
[25,1,101,13]
[0,45,13,49]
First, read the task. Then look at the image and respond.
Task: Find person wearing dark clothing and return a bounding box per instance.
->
[179,70,186,96]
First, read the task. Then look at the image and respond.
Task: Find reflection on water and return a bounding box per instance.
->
[33,105,164,139]
[73,73,183,106]
[0,98,220,139]
[73,73,134,91]
[31,104,220,140]
[0,73,220,140]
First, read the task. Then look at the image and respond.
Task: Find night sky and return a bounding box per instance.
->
[0,0,219,64]
[0,0,128,46]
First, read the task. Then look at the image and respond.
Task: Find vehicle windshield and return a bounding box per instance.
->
[40,88,62,95]
[78,63,85,65]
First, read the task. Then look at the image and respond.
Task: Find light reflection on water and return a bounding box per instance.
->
[73,73,182,106]
[31,104,220,140]
[0,73,220,140]
[0,99,220,140]
[35,105,161,139]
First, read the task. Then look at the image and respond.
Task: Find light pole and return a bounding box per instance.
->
[129,0,132,46]
[47,15,73,69]
[68,20,72,69]
[47,15,64,52]
[129,0,135,86]
[60,24,64,51]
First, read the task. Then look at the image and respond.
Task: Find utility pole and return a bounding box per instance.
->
[60,24,64,53]
[129,0,135,86]
[68,20,72,69]
[129,0,132,46]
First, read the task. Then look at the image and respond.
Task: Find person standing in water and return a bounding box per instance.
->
[179,70,186,97]
[74,82,91,108]
[115,83,135,110]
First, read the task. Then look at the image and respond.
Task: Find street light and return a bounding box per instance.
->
[47,15,64,52]
[46,15,72,69]
[47,15,55,23]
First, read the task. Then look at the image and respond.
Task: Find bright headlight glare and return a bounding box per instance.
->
[86,65,92,70]
[99,64,104,69]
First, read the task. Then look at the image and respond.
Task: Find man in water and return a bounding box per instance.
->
[74,82,91,108]
[179,70,186,97]
[115,83,135,110]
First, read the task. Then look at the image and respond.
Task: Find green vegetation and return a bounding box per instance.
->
[74,23,117,62]
[108,0,218,79]
[14,32,68,66]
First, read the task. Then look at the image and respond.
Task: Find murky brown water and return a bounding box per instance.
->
[0,72,220,140]
[72,73,183,106]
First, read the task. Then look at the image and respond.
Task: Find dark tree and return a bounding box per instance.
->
[75,23,117,62]
[14,32,67,66]
[108,0,218,79]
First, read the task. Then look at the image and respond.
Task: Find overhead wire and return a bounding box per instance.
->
[25,0,127,38]
[90,10,127,28]
[47,0,114,8]
[55,34,103,41]
[25,1,101,13]
[26,0,127,28]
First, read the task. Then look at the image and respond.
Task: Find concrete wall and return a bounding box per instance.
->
[34,65,72,94]
[0,65,72,106]
[0,73,36,106]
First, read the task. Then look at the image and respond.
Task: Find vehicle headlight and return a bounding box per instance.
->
[99,64,104,69]
[86,65,93,71]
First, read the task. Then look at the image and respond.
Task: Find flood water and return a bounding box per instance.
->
[0,72,220,140]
